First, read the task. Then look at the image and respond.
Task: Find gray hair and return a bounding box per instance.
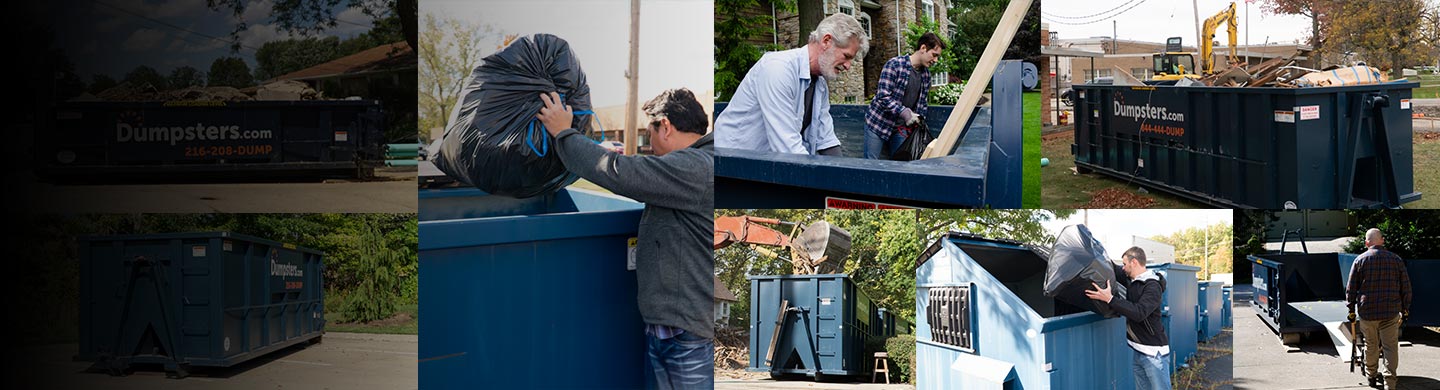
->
[1365,228,1383,243]
[809,13,869,57]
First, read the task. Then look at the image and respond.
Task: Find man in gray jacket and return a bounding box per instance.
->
[537,88,715,390]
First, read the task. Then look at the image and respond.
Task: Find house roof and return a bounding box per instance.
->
[271,41,414,82]
[714,275,739,302]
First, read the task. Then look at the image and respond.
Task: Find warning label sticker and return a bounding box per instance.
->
[825,197,916,209]
[1298,105,1320,120]
[1274,110,1295,123]
[1401,99,1412,110]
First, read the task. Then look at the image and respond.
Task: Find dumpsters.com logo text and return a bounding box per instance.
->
[1113,101,1185,122]
[271,259,303,278]
[116,122,274,146]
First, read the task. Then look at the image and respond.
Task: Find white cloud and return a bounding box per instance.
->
[242,0,273,24]
[121,28,166,51]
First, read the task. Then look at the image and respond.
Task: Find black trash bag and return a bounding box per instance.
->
[1044,224,1127,317]
[890,116,934,161]
[432,33,595,198]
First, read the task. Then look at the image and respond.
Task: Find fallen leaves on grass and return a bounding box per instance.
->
[1081,188,1157,209]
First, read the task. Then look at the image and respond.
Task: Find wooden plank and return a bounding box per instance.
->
[921,0,1035,159]
[765,299,790,367]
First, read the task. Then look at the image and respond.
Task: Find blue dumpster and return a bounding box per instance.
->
[748,274,884,380]
[1147,262,1199,374]
[1072,82,1420,208]
[1222,286,1233,329]
[78,232,325,378]
[418,187,646,389]
[916,233,1134,390]
[1249,253,1356,336]
[1337,255,1440,327]
[714,61,1030,209]
[1198,281,1223,340]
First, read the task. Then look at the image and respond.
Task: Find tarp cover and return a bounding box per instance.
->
[1045,224,1127,317]
[433,33,594,198]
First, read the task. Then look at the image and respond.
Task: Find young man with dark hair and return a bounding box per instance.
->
[1086,246,1172,390]
[536,88,715,389]
[863,31,945,159]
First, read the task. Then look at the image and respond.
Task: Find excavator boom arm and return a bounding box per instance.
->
[1200,2,1238,75]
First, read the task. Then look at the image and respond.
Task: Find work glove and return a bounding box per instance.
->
[900,108,920,125]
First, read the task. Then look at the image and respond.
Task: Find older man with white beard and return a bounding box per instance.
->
[715,13,868,155]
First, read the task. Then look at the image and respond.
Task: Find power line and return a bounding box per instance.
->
[92,0,263,52]
[1041,0,1140,20]
[1041,0,1149,26]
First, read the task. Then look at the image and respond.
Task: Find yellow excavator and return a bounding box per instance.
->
[1149,2,1239,84]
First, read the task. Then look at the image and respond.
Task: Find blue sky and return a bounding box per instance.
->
[53,0,379,80]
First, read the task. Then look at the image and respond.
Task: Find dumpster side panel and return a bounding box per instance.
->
[1199,281,1223,340]
[1043,316,1135,390]
[1149,263,1199,373]
[78,233,324,370]
[43,101,383,178]
[417,189,645,389]
[748,275,874,378]
[1222,286,1233,328]
[1073,83,1418,208]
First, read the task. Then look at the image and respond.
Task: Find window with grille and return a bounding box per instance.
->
[932,71,948,86]
[927,285,971,350]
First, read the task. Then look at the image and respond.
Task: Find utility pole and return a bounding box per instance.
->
[624,0,640,156]
[1193,0,1202,59]
[1112,20,1117,54]
[1245,0,1250,67]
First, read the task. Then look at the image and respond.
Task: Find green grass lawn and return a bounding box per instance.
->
[325,303,418,335]
[1414,86,1440,99]
[1040,130,1201,208]
[1413,137,1440,209]
[1023,92,1041,208]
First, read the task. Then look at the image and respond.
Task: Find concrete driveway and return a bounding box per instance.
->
[1232,285,1440,389]
[14,332,418,390]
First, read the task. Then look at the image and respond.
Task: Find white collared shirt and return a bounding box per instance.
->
[715,47,840,155]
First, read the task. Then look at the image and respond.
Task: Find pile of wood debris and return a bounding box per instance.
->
[73,80,325,102]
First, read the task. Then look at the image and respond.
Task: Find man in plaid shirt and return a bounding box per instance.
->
[863,32,945,159]
[1347,228,1412,390]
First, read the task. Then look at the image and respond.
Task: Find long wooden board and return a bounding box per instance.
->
[921,0,1034,158]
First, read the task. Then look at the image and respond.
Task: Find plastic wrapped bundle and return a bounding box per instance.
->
[433,34,595,198]
[1044,224,1127,317]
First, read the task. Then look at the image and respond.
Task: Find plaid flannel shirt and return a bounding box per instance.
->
[865,55,931,140]
[1347,246,1413,321]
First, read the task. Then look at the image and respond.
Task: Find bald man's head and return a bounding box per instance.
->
[1365,228,1385,248]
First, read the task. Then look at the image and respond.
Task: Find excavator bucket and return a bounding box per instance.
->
[796,221,852,273]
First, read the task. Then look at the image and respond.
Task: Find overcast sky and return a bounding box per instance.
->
[422,0,713,108]
[1042,209,1232,256]
[54,0,375,80]
[1043,0,1312,47]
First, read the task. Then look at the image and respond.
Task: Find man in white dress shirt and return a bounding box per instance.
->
[715,13,868,156]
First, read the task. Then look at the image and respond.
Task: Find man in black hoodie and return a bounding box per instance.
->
[1086,247,1171,390]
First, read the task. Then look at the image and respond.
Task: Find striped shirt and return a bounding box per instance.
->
[864,55,931,140]
[1347,246,1413,321]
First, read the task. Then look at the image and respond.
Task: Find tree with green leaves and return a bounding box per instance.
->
[340,223,403,323]
[946,0,1040,79]
[715,0,796,101]
[418,13,495,139]
[168,66,206,89]
[1341,210,1440,259]
[207,57,255,88]
[123,65,168,90]
[917,209,1075,247]
[1322,0,1431,79]
[1152,223,1233,280]
[254,37,342,81]
[88,74,118,94]
[207,0,396,52]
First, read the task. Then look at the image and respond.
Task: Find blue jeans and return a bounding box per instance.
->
[645,331,714,390]
[863,129,907,159]
[1132,349,1172,390]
